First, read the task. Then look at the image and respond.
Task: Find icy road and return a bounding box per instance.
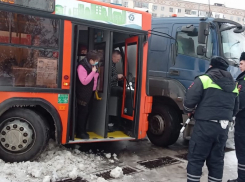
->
[0,131,237,182]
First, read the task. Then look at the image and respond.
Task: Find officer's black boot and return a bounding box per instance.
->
[227,179,238,182]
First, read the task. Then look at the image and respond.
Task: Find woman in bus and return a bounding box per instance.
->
[76,50,101,139]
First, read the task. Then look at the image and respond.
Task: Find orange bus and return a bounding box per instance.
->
[0,0,152,162]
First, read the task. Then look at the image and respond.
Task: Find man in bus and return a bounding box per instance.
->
[109,50,124,132]
[228,52,245,182]
[111,50,124,87]
[183,56,239,182]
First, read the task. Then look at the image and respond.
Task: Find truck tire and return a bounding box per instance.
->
[0,108,50,162]
[147,105,181,147]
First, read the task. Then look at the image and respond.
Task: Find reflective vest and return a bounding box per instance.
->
[199,75,239,95]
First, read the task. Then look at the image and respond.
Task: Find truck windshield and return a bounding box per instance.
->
[221,25,245,65]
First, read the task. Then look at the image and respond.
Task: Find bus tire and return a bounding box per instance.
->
[147,105,181,147]
[0,108,50,162]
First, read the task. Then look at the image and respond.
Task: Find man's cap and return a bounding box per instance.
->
[210,56,229,70]
[240,52,245,61]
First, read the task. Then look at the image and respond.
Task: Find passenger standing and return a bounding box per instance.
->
[183,56,239,182]
[76,50,100,139]
[109,50,124,131]
[228,52,245,182]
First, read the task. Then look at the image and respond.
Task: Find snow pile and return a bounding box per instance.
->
[105,153,111,159]
[113,154,119,161]
[96,177,108,182]
[103,153,119,164]
[0,139,108,182]
[110,167,123,179]
[42,176,51,182]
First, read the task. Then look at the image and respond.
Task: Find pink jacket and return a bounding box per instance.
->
[77,65,99,91]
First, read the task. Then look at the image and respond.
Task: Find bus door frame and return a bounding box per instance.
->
[121,36,139,121]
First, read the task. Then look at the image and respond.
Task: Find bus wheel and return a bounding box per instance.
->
[0,108,49,162]
[147,105,181,147]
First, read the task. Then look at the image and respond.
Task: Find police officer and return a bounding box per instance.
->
[183,56,239,182]
[228,52,245,182]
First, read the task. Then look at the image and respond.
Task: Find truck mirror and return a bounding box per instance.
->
[197,45,207,56]
[181,25,198,36]
[181,24,195,32]
[234,26,245,33]
[198,22,209,44]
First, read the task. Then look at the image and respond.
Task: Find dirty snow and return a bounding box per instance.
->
[110,167,123,178]
[0,139,110,182]
[96,177,108,182]
[105,153,111,159]
[113,154,119,161]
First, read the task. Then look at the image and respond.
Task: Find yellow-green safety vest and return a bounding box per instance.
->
[199,75,239,95]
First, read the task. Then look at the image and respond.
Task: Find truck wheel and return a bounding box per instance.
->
[147,105,181,147]
[0,108,50,162]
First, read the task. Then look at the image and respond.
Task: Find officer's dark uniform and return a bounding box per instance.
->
[183,56,239,182]
[228,52,245,182]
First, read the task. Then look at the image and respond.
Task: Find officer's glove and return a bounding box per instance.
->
[229,117,236,132]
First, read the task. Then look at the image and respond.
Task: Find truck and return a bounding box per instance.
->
[146,17,245,147]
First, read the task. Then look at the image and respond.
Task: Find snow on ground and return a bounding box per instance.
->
[110,167,123,178]
[0,140,124,182]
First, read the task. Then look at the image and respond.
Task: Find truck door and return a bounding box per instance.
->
[168,24,212,89]
[121,36,138,121]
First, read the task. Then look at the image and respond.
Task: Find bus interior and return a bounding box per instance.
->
[70,25,140,142]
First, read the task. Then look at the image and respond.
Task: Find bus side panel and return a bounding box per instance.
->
[142,13,152,32]
[62,21,72,90]
[0,92,69,144]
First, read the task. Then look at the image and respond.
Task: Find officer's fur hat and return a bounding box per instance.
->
[240,52,245,61]
[210,56,229,70]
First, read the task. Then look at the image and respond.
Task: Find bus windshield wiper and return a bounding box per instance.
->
[227,58,239,67]
[230,41,240,49]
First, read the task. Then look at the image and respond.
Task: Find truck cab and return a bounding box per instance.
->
[147,17,245,146]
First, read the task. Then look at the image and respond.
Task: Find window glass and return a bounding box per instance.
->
[0,45,58,87]
[0,0,55,12]
[0,11,10,43]
[150,28,169,51]
[221,24,245,65]
[152,13,157,18]
[153,5,157,11]
[0,11,59,88]
[134,1,148,8]
[177,28,213,59]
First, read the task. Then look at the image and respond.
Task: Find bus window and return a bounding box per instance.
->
[0,11,60,88]
[0,0,55,12]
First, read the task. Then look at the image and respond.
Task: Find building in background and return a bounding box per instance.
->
[95,0,245,24]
